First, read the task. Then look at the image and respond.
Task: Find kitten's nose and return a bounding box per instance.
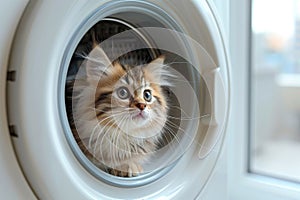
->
[136,103,146,111]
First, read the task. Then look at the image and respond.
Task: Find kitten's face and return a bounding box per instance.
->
[86,46,170,139]
[109,65,167,137]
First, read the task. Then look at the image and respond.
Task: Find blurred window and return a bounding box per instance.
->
[250,0,300,182]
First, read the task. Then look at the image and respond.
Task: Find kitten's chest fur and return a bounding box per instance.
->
[89,124,157,166]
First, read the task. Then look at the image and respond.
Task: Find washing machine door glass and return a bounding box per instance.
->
[61,16,226,185]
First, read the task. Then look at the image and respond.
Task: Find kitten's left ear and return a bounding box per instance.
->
[146,55,173,86]
[146,55,165,75]
[149,55,165,66]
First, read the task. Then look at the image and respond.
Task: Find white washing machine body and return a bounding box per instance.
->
[1,0,230,199]
[0,1,36,200]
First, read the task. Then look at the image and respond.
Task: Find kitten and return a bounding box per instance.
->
[72,45,172,177]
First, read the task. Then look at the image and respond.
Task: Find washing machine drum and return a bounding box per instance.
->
[7,0,229,199]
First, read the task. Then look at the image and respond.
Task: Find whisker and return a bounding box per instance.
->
[93,117,115,155]
[167,111,211,120]
[151,118,181,151]
[88,111,125,148]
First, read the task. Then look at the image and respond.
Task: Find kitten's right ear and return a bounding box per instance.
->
[85,46,112,81]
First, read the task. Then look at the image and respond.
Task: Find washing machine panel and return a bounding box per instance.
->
[6,0,230,199]
[0,1,36,199]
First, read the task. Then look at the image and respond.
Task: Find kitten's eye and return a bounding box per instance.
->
[143,90,152,102]
[117,87,130,99]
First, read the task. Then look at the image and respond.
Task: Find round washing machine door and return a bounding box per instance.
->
[7,0,230,199]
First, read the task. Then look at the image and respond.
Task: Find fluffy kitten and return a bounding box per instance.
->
[72,45,172,177]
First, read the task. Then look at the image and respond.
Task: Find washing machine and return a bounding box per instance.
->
[1,0,230,199]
